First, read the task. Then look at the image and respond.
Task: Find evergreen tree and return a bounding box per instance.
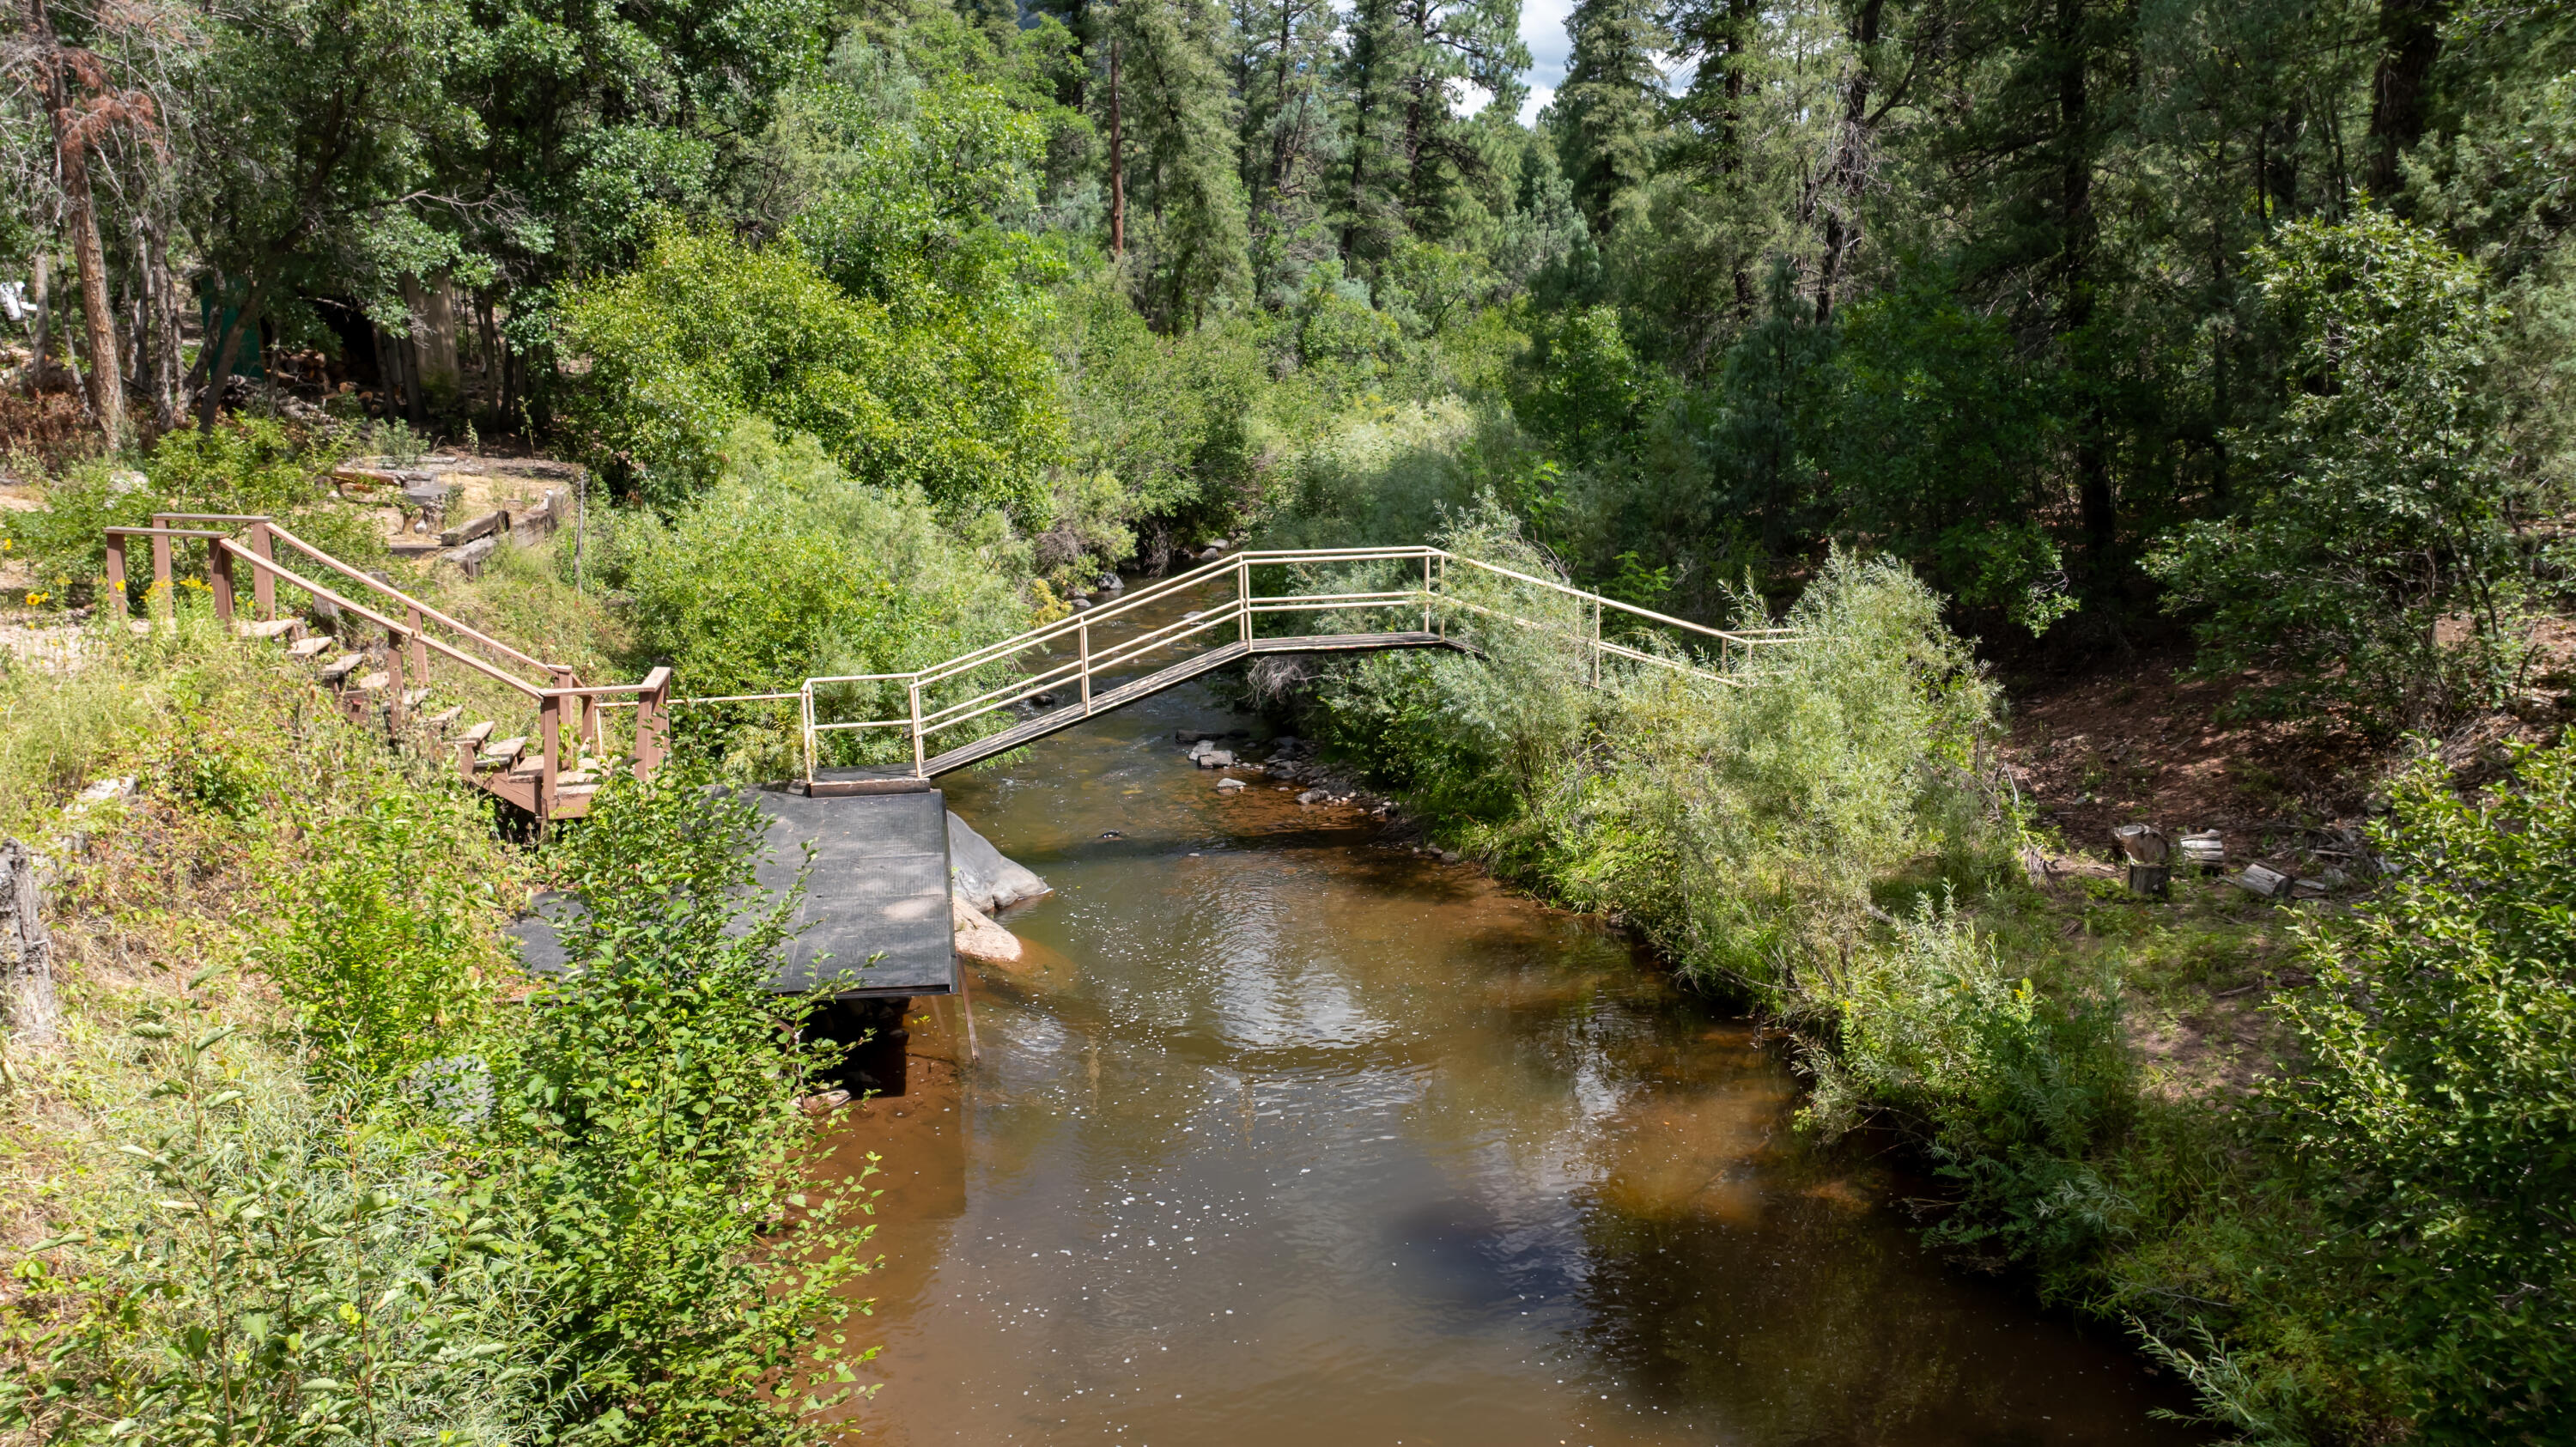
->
[1109,0,1252,327]
[1552,0,1667,237]
[1231,0,1342,295]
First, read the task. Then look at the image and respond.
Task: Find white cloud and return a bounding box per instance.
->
[1521,0,1576,120]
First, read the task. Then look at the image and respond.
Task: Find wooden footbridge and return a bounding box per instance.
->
[100,519,1791,1006]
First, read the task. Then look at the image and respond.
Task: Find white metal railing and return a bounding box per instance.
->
[777,545,1797,786]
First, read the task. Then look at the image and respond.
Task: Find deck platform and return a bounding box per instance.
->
[507,787,958,999]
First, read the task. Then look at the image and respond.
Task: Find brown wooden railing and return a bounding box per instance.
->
[103,515,670,822]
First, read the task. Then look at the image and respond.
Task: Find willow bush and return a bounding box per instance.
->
[1296,509,2141,1265]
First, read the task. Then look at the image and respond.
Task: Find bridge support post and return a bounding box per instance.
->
[102,534,127,617]
[1236,555,1251,645]
[633,666,671,781]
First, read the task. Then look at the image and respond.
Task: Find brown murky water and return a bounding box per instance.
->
[821,613,2201,1446]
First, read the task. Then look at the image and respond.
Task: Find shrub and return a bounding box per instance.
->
[558,226,1064,515]
[603,421,1033,775]
[2263,741,2576,1442]
[2148,212,2529,736]
[258,786,505,1085]
[491,763,870,1445]
[0,417,380,608]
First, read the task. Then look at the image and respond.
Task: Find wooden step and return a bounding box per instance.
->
[351,671,391,692]
[316,654,365,683]
[239,618,302,641]
[455,720,495,747]
[286,635,335,660]
[421,705,464,729]
[402,687,432,708]
[477,736,526,769]
[127,620,154,637]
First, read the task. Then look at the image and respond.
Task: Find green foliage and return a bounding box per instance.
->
[495,763,867,1445]
[2149,214,2528,734]
[0,418,383,607]
[601,421,1033,774]
[1817,895,2135,1268]
[2,640,867,1447]
[2263,742,2576,1442]
[258,788,504,1085]
[1510,303,1662,464]
[1823,277,2077,633]
[7,1010,539,1446]
[558,227,1063,514]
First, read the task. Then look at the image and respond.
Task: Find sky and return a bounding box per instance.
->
[1517,0,1577,124]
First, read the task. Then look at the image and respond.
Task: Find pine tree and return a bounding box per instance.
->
[1553,0,1667,237]
[1110,0,1252,326]
[1232,0,1341,295]
[1335,0,1528,266]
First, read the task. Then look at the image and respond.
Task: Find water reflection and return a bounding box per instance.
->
[821,673,2200,1446]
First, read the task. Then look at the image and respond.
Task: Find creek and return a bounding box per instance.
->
[819,635,2202,1445]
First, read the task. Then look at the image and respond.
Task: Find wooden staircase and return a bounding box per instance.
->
[103,514,671,823]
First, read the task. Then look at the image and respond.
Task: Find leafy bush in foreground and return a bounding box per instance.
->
[2262,743,2576,1443]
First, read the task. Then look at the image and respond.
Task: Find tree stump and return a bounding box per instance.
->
[2,839,61,1048]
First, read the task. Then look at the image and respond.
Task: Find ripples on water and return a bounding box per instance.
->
[818,678,2202,1446]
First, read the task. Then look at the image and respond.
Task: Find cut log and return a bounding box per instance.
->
[1,838,60,1048]
[438,509,507,548]
[2234,862,2293,898]
[2112,824,2170,866]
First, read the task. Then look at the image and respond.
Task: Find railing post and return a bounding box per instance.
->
[386,620,408,726]
[406,606,428,694]
[1422,550,1432,634]
[909,681,926,778]
[1236,554,1252,646]
[550,668,580,761]
[633,666,671,781]
[149,530,174,625]
[250,520,276,619]
[209,541,235,625]
[103,534,127,618]
[1078,621,1091,714]
[1593,594,1603,687]
[539,692,561,822]
[801,683,817,787]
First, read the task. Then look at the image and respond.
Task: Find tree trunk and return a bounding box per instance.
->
[197,281,260,432]
[137,210,183,430]
[27,252,52,391]
[1108,39,1127,258]
[2056,0,2112,558]
[1812,0,1886,323]
[2364,0,2449,198]
[36,1,126,447]
[1,840,60,1050]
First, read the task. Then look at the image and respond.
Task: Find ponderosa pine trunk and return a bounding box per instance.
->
[1109,39,1128,258]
